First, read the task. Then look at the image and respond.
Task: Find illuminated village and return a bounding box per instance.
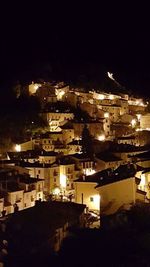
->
[1,72,150,265]
[1,73,150,214]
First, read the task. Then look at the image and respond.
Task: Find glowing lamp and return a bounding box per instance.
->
[53,187,60,196]
[107,72,115,81]
[104,112,109,118]
[98,134,105,141]
[109,94,114,100]
[98,94,105,100]
[135,100,140,105]
[34,84,39,90]
[131,119,136,127]
[15,144,21,152]
[55,89,65,100]
[84,169,96,176]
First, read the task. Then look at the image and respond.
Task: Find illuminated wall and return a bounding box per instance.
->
[60,164,75,192]
[75,177,145,215]
[75,182,100,211]
[97,177,144,215]
[140,114,150,129]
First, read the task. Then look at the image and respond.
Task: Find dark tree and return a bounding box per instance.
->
[81,124,94,157]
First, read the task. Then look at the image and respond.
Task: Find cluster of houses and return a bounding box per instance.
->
[1,78,150,219]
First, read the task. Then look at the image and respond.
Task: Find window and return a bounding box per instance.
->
[53,170,58,176]
[90,197,94,202]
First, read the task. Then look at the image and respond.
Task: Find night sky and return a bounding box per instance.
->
[1,2,150,96]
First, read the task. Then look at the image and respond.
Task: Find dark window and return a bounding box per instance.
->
[53,170,58,176]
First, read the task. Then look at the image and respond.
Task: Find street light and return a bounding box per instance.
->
[15,144,21,152]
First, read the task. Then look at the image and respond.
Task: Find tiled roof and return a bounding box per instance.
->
[96,152,122,162]
[133,150,150,159]
[75,164,139,188]
[19,177,44,184]
[19,161,59,168]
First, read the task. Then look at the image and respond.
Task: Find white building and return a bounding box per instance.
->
[140,113,150,129]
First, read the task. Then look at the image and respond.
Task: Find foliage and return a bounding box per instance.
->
[0,93,46,146]
[81,124,94,158]
[59,204,150,267]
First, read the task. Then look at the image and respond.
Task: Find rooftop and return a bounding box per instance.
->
[7,201,86,240]
[68,140,82,145]
[70,153,94,161]
[132,150,150,160]
[7,150,40,160]
[60,122,74,129]
[117,135,136,140]
[75,164,141,187]
[19,161,59,168]
[6,182,24,192]
[110,144,148,153]
[96,152,122,162]
[19,176,44,184]
[58,157,75,165]
[40,132,62,138]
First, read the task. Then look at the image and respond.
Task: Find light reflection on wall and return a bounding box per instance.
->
[60,173,67,188]
[91,194,101,211]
